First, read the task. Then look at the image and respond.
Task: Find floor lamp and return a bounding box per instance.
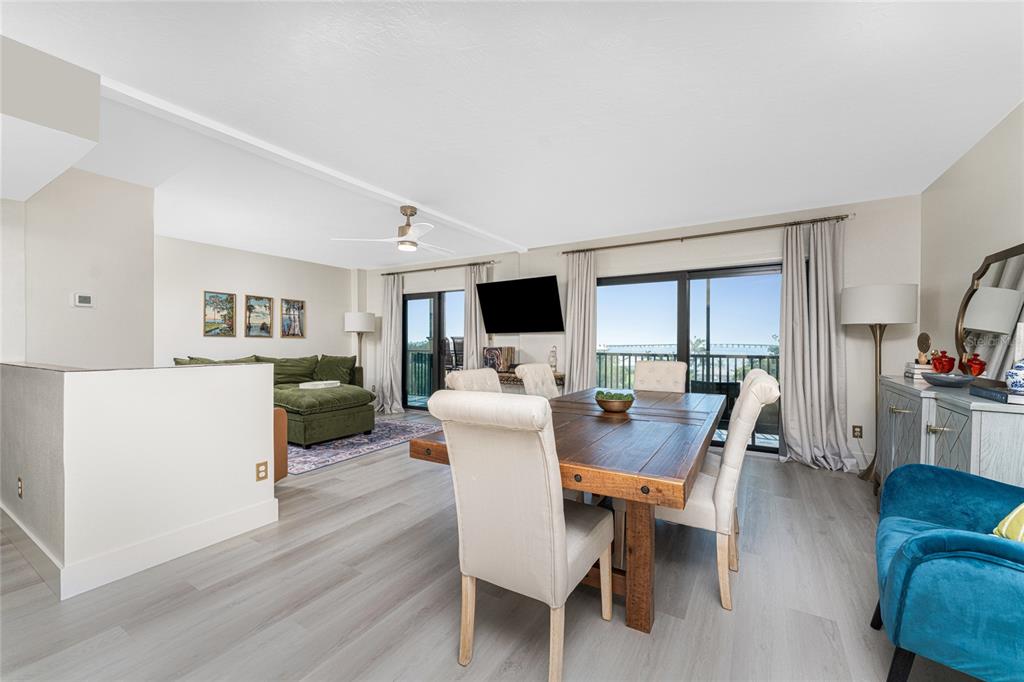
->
[344,312,376,368]
[840,284,918,488]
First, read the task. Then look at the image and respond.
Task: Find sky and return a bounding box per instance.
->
[596,273,781,347]
[406,290,464,345]
[404,273,780,348]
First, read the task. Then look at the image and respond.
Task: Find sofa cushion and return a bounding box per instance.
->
[257,355,318,385]
[274,383,375,415]
[314,354,356,384]
[994,502,1024,541]
[178,355,257,366]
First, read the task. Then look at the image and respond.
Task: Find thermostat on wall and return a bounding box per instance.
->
[72,293,94,308]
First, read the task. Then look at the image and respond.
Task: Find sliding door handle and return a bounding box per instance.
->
[889,406,912,414]
[926,425,952,435]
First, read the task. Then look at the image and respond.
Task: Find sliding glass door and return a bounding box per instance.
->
[596,264,781,451]
[403,290,464,409]
[688,267,782,449]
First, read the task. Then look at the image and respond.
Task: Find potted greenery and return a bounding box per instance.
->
[595,390,635,413]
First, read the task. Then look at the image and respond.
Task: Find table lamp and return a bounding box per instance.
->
[344,312,376,367]
[840,283,918,484]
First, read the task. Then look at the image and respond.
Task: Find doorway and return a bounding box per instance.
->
[402,290,464,409]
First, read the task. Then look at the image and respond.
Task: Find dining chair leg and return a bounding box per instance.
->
[728,523,739,573]
[459,574,476,666]
[548,605,565,682]
[612,507,625,569]
[599,544,612,621]
[716,534,733,611]
[733,506,740,535]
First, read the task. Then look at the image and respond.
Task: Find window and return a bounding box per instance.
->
[597,265,781,451]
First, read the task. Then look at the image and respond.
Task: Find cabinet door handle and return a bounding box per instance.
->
[889,406,912,414]
[926,425,952,435]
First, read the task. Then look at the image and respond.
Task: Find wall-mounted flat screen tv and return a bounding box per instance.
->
[476,275,565,333]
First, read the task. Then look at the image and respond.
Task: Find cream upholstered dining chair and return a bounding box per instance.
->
[515,363,561,399]
[427,390,613,682]
[633,360,688,392]
[700,368,769,479]
[445,367,501,392]
[612,373,780,610]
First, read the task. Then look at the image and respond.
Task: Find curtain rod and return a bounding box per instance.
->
[380,259,499,277]
[559,214,852,255]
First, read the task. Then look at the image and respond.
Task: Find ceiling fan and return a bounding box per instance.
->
[331,205,454,255]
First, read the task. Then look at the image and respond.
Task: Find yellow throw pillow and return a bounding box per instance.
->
[993,502,1024,541]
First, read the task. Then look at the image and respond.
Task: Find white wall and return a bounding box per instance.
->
[1,37,99,201]
[1,199,27,362]
[921,103,1024,353]
[153,236,354,366]
[365,195,922,458]
[24,168,154,369]
[1,361,279,599]
[0,364,64,565]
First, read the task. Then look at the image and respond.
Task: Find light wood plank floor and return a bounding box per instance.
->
[1,411,971,681]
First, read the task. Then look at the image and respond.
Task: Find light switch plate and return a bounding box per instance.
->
[255,461,269,481]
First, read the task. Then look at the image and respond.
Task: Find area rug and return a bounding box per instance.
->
[287,418,440,475]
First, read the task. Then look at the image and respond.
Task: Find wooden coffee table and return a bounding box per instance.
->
[409,388,725,633]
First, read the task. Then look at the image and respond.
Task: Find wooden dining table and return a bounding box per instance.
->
[408,388,726,634]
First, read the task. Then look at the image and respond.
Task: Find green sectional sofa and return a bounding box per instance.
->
[173,354,376,447]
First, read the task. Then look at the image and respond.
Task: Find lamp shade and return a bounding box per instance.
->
[840,284,918,325]
[963,287,1024,335]
[343,311,375,333]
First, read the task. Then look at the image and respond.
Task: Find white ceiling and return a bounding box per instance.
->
[3,2,1022,268]
[77,98,503,268]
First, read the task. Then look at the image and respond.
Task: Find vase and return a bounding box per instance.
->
[1006,361,1024,395]
[965,353,987,377]
[932,350,955,374]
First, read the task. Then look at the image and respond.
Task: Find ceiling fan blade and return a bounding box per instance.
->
[418,241,455,256]
[409,222,435,239]
[330,237,400,243]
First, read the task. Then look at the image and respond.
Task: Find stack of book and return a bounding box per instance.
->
[969,384,1024,405]
[904,362,932,380]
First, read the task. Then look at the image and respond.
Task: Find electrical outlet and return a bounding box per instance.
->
[255,461,269,482]
[17,477,24,499]
[852,425,863,439]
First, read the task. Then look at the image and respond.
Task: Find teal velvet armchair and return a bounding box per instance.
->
[873,464,1024,682]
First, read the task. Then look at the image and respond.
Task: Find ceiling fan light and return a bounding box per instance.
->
[397,240,418,252]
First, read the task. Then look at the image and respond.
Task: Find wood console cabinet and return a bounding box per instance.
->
[877,375,1024,487]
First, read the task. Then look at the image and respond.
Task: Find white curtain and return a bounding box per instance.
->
[376,274,404,414]
[564,251,597,393]
[780,221,856,471]
[463,264,488,369]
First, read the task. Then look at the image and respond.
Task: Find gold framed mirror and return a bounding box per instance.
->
[954,241,1024,379]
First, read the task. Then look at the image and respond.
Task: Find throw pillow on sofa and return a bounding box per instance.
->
[314,354,357,384]
[256,355,319,385]
[994,502,1024,541]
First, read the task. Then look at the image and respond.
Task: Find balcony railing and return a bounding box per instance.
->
[596,351,779,390]
[406,349,434,407]
[405,349,780,450]
[597,351,780,449]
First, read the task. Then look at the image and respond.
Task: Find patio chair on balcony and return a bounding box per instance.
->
[442,337,455,372]
[452,336,465,370]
